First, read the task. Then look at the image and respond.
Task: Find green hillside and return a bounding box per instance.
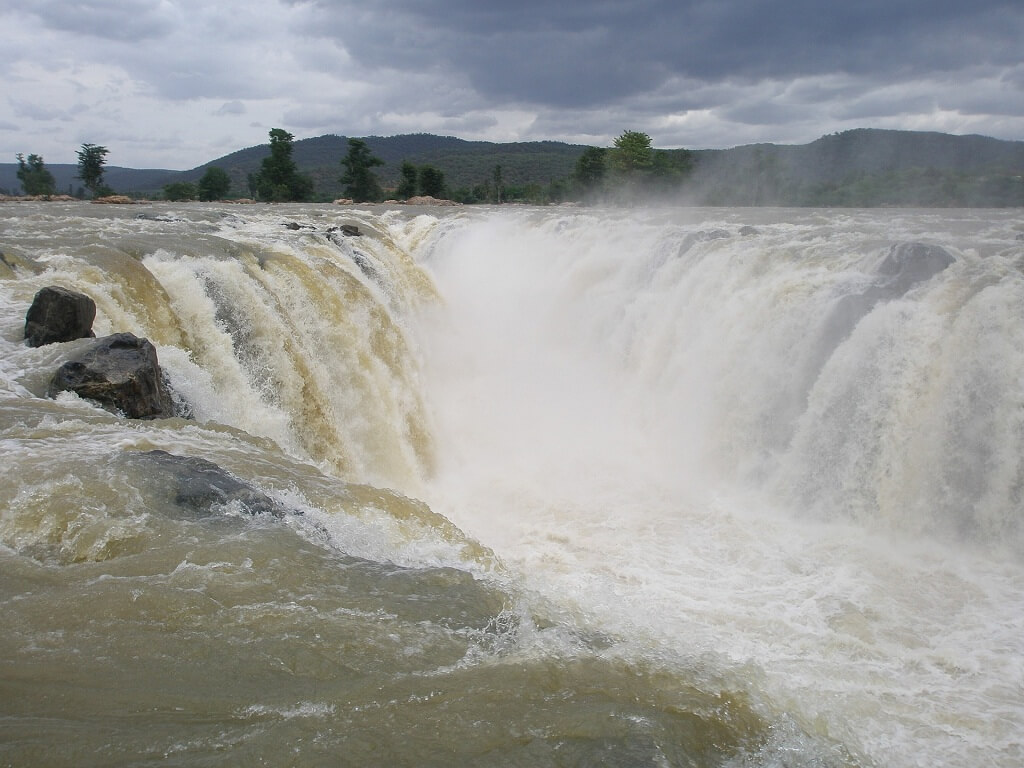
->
[2,129,1022,205]
[172,134,586,200]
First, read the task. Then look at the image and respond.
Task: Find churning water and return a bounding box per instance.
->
[1,201,1022,767]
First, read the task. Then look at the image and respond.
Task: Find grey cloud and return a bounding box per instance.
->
[26,0,176,42]
[9,98,78,122]
[722,98,816,127]
[215,100,246,116]
[286,0,1024,108]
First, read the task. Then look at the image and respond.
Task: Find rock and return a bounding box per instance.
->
[48,332,180,419]
[326,224,361,237]
[90,195,141,204]
[875,242,956,295]
[404,195,462,206]
[138,450,288,518]
[332,198,354,205]
[24,286,97,347]
[817,242,956,367]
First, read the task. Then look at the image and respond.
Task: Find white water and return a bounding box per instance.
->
[3,203,1023,766]
[409,207,1024,768]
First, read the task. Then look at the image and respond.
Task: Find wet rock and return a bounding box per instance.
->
[875,241,956,295]
[90,195,141,205]
[48,332,180,419]
[817,242,956,369]
[403,195,461,206]
[24,286,97,347]
[677,229,731,256]
[139,450,288,518]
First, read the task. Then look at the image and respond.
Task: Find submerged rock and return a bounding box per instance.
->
[815,241,956,373]
[875,241,956,295]
[829,242,955,336]
[24,286,97,347]
[139,450,288,518]
[48,332,181,419]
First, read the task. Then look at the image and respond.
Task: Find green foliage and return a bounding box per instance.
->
[609,130,653,173]
[15,153,56,196]
[76,143,109,196]
[571,147,607,196]
[492,165,504,203]
[254,129,314,202]
[198,166,231,201]
[162,181,197,201]
[418,165,445,198]
[340,138,385,202]
[396,161,418,199]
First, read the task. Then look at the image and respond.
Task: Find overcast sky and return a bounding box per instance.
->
[2,0,1023,169]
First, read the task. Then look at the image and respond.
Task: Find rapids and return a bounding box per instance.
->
[1,201,1022,767]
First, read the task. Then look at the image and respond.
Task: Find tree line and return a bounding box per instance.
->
[11,128,692,204]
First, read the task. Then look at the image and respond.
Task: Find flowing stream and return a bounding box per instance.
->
[1,202,1022,767]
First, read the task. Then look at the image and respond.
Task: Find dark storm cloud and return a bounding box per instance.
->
[286,0,1023,107]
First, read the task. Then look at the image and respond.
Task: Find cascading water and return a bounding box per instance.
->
[1,201,1022,768]
[411,206,1024,768]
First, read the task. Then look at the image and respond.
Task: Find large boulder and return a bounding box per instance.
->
[824,242,956,347]
[875,241,956,295]
[24,286,97,347]
[48,333,179,419]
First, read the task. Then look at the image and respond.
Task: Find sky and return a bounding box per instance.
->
[2,0,1023,170]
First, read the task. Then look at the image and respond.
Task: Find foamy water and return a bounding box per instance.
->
[1,202,1022,767]
[412,206,1024,768]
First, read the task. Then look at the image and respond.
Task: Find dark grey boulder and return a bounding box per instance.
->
[824,242,956,350]
[24,286,97,347]
[139,450,288,518]
[48,332,180,419]
[875,241,956,295]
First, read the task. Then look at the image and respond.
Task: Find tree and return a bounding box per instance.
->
[163,181,197,201]
[254,128,313,202]
[396,161,418,199]
[77,143,110,197]
[198,166,231,201]
[571,146,607,196]
[492,164,504,203]
[609,130,653,173]
[15,153,56,196]
[418,165,445,198]
[340,138,384,202]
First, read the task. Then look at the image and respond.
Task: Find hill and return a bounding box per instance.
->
[2,129,1022,205]
[687,129,1024,206]
[171,134,586,200]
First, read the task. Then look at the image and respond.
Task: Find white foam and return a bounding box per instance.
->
[410,206,1024,768]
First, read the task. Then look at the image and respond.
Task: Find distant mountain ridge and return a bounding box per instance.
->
[687,129,1024,205]
[1,129,1022,205]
